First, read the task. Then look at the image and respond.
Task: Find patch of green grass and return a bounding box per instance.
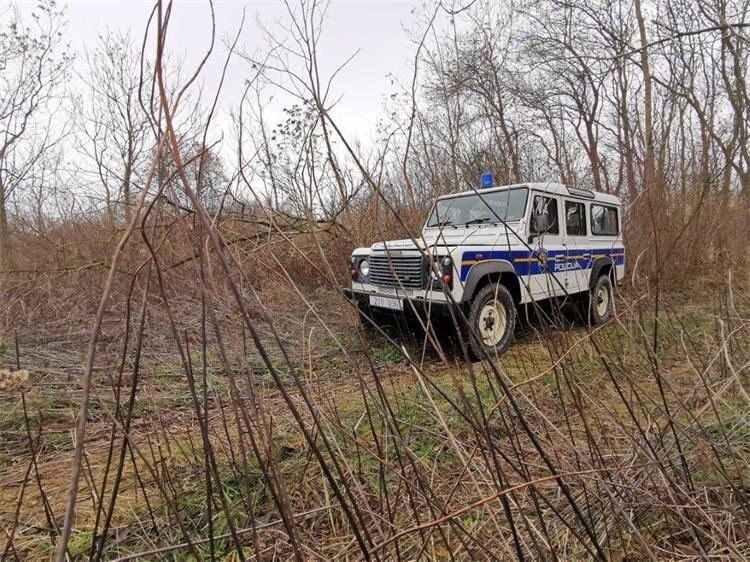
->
[701,397,750,453]
[461,514,479,532]
[413,439,440,461]
[160,468,273,558]
[371,341,406,365]
[67,530,94,559]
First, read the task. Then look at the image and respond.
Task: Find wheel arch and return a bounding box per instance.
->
[589,257,614,289]
[461,260,522,304]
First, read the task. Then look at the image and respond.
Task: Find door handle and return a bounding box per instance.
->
[555,254,565,262]
[581,253,591,259]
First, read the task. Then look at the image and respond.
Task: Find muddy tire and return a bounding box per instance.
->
[588,274,614,325]
[468,283,516,358]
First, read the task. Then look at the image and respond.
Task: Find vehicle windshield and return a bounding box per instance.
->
[425,188,528,228]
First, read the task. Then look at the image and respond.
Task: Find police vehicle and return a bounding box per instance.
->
[347,174,625,356]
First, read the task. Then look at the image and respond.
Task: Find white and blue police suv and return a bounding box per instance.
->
[347,175,625,356]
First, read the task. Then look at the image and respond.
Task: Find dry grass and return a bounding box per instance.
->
[2,0,750,558]
[1,273,749,560]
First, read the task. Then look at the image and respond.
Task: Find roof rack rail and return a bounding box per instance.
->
[566,186,595,199]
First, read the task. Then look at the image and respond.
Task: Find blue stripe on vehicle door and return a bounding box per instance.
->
[459,248,625,281]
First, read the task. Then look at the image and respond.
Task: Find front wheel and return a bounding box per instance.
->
[468,283,516,358]
[587,274,614,324]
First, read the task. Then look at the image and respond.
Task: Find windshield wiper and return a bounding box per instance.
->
[431,219,455,228]
[464,217,491,225]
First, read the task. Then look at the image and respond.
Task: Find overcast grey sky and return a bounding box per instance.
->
[17,0,424,149]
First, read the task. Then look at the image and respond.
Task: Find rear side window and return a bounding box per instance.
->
[530,195,559,235]
[565,201,586,236]
[591,204,619,235]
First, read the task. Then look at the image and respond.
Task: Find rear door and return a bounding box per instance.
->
[563,199,590,294]
[590,202,625,281]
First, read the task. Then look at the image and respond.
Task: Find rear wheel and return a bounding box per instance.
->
[468,283,516,358]
[588,274,613,324]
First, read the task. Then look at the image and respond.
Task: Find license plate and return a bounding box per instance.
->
[369,295,403,311]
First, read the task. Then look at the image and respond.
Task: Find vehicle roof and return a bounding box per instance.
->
[436,182,622,206]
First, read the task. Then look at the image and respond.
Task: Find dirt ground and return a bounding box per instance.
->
[1,284,749,560]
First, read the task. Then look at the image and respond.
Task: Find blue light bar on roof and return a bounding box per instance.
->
[480,171,494,188]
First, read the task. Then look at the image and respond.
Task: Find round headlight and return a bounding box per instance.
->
[359,259,369,277]
[441,256,452,268]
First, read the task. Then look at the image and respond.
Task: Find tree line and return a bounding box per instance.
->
[1,0,748,278]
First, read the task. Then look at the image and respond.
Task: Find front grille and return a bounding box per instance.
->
[368,254,424,289]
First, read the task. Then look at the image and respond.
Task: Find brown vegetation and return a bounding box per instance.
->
[1,0,749,560]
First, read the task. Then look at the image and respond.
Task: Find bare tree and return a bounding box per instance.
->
[79,31,151,223]
[0,0,70,269]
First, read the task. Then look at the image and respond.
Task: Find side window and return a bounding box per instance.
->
[565,201,586,236]
[530,195,559,235]
[591,204,619,236]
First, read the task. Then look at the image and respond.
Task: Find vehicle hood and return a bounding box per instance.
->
[369,223,525,253]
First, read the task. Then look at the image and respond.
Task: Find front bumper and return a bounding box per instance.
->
[342,285,460,318]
